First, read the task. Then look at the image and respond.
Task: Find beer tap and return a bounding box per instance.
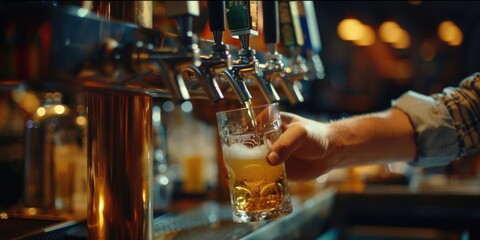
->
[257,0,284,104]
[277,0,308,104]
[158,1,202,102]
[181,1,232,104]
[221,1,253,104]
[297,1,325,80]
[96,2,202,103]
[225,1,279,104]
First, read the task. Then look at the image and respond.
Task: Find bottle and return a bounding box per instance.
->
[23,91,86,218]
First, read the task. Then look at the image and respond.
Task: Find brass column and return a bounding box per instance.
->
[87,92,153,240]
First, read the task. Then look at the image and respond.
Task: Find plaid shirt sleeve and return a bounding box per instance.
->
[392,72,480,167]
[432,72,480,157]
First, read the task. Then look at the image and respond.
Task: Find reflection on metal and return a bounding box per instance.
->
[87,93,152,240]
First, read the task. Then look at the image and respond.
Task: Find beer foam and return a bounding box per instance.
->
[225,143,269,160]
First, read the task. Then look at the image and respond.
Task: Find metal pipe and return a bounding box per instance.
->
[87,92,153,240]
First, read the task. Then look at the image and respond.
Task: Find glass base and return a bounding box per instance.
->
[231,199,293,223]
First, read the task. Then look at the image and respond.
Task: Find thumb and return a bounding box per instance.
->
[267,125,305,166]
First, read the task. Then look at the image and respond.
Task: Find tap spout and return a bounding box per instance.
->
[278,74,304,105]
[183,65,224,103]
[156,60,190,102]
[220,70,251,104]
[247,72,280,104]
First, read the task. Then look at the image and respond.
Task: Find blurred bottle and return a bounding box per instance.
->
[152,102,174,214]
[23,91,87,218]
[164,101,217,201]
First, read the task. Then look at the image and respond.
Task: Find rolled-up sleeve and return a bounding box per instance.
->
[392,91,459,167]
[391,72,480,167]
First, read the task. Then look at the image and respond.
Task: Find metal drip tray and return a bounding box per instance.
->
[7,202,262,240]
[0,217,63,240]
[4,218,87,240]
[154,202,263,240]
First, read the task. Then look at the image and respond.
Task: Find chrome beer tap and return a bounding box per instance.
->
[257,0,285,104]
[276,0,308,104]
[224,1,280,104]
[181,1,232,104]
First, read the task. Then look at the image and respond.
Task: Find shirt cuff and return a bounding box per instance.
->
[391,91,459,167]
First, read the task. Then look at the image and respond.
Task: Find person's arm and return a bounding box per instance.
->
[267,108,417,181]
[326,108,417,170]
[268,72,479,181]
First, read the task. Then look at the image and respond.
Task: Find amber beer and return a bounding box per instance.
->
[216,103,292,223]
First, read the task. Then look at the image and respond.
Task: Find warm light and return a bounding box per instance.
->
[337,18,364,41]
[54,105,65,114]
[36,107,46,117]
[392,29,411,49]
[27,208,37,215]
[0,212,8,219]
[438,20,463,46]
[76,116,87,126]
[379,21,403,43]
[99,196,104,226]
[353,24,376,46]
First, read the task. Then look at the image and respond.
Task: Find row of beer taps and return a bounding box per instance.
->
[105,1,314,106]
[182,0,308,105]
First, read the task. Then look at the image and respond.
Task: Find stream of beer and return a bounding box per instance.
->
[244,99,257,130]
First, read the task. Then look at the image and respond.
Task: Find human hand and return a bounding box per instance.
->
[267,112,332,181]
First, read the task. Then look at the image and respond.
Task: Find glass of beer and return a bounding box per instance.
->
[216,103,292,223]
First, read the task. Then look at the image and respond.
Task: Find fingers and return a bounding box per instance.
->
[267,124,306,166]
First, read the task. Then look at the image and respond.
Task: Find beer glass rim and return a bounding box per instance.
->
[215,102,279,115]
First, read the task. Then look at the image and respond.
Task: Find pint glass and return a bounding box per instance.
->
[216,103,292,222]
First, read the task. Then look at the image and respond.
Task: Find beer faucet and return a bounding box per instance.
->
[257,0,284,104]
[96,2,202,103]
[224,1,280,104]
[156,1,201,102]
[181,1,231,104]
[298,1,325,80]
[276,0,308,104]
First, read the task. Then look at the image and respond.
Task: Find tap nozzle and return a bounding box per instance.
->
[111,39,199,103]
[279,58,307,105]
[221,69,251,104]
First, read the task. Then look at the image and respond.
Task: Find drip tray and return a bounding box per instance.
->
[154,202,264,240]
[7,202,263,240]
[1,217,86,240]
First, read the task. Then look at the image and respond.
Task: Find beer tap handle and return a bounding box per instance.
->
[164,1,199,39]
[278,0,304,52]
[262,0,280,53]
[298,1,321,54]
[208,1,226,45]
[298,1,325,79]
[226,1,259,51]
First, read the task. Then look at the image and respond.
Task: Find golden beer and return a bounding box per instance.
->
[217,103,292,222]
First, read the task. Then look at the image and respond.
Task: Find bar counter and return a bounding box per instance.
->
[6,182,480,240]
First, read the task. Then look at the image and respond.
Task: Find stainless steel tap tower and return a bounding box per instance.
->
[0,1,320,239]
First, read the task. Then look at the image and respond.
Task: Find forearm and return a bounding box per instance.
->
[326,108,417,169]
